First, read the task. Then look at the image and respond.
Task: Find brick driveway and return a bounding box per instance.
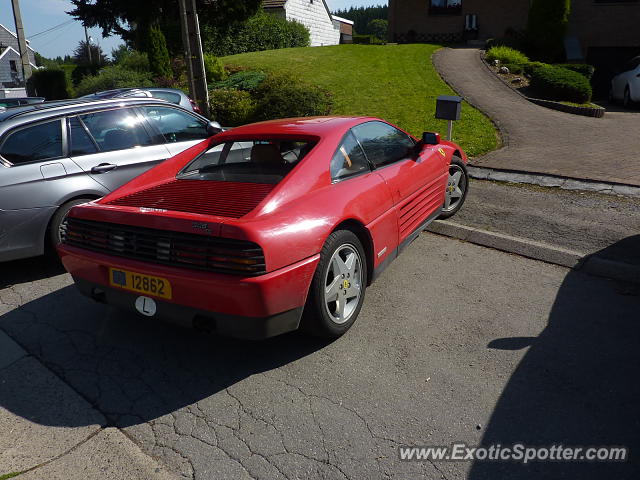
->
[433,47,640,187]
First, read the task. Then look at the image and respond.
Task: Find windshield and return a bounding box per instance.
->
[178,139,316,184]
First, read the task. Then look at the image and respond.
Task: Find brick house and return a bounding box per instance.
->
[263,0,341,46]
[388,0,640,95]
[0,23,37,88]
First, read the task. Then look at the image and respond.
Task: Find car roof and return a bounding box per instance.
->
[0,97,174,124]
[215,116,376,139]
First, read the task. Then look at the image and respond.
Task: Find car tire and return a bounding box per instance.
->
[301,230,367,338]
[439,156,469,219]
[48,198,93,249]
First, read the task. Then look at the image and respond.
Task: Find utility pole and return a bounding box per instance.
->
[178,0,209,117]
[84,25,93,64]
[10,0,32,84]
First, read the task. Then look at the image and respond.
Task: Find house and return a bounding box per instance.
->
[332,16,354,44]
[387,0,640,96]
[0,23,37,88]
[263,0,341,46]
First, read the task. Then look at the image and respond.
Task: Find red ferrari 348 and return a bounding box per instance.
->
[58,117,469,339]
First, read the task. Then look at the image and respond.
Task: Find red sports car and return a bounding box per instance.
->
[58,117,469,339]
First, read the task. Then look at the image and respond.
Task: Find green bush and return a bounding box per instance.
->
[203,54,227,82]
[203,12,310,57]
[529,64,592,103]
[146,24,172,78]
[117,50,151,73]
[526,0,571,62]
[486,46,529,65]
[253,74,333,121]
[209,88,256,126]
[554,63,595,80]
[71,64,100,86]
[75,66,154,96]
[503,63,524,75]
[523,61,548,76]
[26,68,72,100]
[210,70,266,91]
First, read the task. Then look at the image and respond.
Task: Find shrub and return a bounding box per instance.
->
[117,50,151,73]
[529,64,592,103]
[486,46,529,66]
[253,74,333,121]
[503,63,524,75]
[146,24,172,78]
[554,63,595,80]
[203,12,310,57]
[526,0,571,62]
[71,64,100,86]
[209,88,256,126]
[26,68,72,100]
[203,54,227,82]
[75,65,154,96]
[210,70,266,91]
[523,61,548,76]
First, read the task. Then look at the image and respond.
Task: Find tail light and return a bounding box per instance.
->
[189,97,202,114]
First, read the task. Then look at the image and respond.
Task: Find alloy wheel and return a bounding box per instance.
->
[443,164,467,212]
[323,244,363,325]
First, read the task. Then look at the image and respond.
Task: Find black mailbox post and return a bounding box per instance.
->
[435,95,462,140]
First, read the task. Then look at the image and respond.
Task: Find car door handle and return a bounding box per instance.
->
[91,163,117,174]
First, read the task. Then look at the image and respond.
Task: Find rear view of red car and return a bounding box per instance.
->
[58,116,469,339]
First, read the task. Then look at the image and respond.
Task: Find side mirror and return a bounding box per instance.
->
[422,131,441,145]
[207,121,223,136]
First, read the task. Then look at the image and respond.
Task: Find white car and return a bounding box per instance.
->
[610,56,640,108]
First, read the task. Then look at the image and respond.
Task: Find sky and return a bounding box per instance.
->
[1,0,387,60]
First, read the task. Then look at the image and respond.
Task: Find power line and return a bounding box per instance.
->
[28,19,75,39]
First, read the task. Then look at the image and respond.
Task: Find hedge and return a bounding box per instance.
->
[209,88,256,126]
[26,68,72,100]
[554,63,595,80]
[75,65,154,96]
[529,64,592,103]
[526,0,571,62]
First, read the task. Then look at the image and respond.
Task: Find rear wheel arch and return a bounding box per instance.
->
[331,219,375,286]
[44,194,102,252]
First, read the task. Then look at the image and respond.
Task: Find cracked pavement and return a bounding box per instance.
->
[1,233,638,479]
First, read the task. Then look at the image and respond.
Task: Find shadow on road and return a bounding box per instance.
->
[0,284,327,428]
[0,255,65,289]
[470,236,640,479]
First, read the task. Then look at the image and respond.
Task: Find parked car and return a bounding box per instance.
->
[0,97,45,108]
[610,56,640,108]
[0,97,221,262]
[58,116,469,339]
[82,88,202,114]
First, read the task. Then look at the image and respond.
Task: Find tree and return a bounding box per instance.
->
[333,5,388,35]
[110,44,131,63]
[145,24,172,78]
[526,0,571,62]
[73,40,109,65]
[67,0,262,53]
[368,19,388,41]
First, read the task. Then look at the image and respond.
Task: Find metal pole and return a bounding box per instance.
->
[84,25,93,64]
[448,120,453,141]
[10,0,32,84]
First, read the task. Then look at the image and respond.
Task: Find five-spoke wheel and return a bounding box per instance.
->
[439,156,469,219]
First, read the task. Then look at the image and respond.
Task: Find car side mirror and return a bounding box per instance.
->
[207,121,223,136]
[412,132,441,158]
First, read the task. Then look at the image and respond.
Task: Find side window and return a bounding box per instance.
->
[352,121,415,168]
[0,120,63,165]
[68,117,98,156]
[140,106,208,143]
[79,108,153,153]
[330,131,370,181]
[150,91,182,104]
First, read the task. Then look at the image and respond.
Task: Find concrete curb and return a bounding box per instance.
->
[427,220,640,284]
[467,166,640,198]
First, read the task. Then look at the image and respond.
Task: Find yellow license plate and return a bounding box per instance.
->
[109,268,172,300]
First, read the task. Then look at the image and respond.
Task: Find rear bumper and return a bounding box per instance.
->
[58,244,320,339]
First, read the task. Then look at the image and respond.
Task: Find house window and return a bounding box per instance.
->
[9,60,18,73]
[429,0,462,15]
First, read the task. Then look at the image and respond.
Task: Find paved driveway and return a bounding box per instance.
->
[433,47,640,186]
[1,234,638,479]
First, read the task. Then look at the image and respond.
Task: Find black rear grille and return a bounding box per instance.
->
[61,218,266,276]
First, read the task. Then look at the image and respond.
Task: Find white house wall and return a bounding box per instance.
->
[285,0,340,47]
[0,48,24,85]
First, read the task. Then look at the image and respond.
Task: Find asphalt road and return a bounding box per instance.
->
[1,232,638,479]
[455,179,640,264]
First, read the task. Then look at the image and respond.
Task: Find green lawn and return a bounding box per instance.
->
[222,44,498,157]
